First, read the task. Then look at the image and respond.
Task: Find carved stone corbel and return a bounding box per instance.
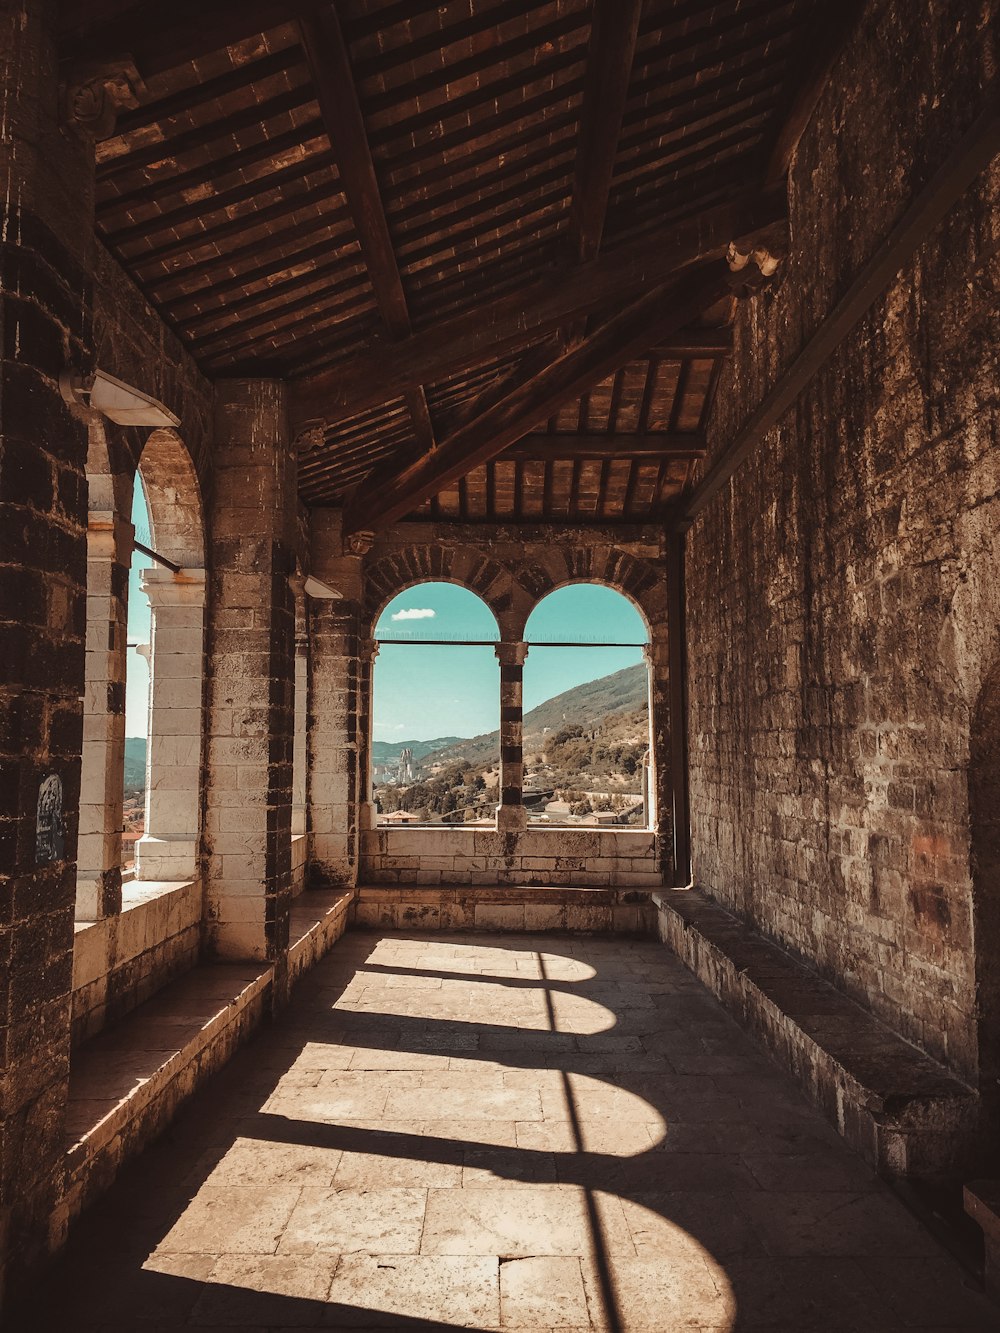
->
[62,57,146,139]
[725,240,783,298]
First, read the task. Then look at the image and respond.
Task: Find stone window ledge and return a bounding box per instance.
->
[73,880,200,993]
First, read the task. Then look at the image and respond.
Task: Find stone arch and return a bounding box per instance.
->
[363,547,514,635]
[970,655,1000,1147]
[136,428,205,569]
[511,546,664,638]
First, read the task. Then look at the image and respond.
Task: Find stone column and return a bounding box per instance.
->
[495,641,529,832]
[292,630,309,839]
[357,637,379,832]
[205,381,296,964]
[646,635,673,875]
[134,567,206,882]
[76,511,132,920]
[0,0,97,1297]
[308,600,361,884]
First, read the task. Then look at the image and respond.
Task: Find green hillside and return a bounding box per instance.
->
[124,737,146,793]
[420,662,649,774]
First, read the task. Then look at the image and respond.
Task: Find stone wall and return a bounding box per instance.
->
[685,0,1000,1086]
[361,828,660,888]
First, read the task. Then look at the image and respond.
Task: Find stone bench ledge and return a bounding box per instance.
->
[654,887,978,1180]
[63,961,273,1224]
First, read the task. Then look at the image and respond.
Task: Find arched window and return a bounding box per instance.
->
[371,583,500,826]
[123,473,152,876]
[523,584,651,828]
[131,430,206,884]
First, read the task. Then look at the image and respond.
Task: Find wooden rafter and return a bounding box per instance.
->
[502,433,707,461]
[568,0,644,265]
[297,3,435,455]
[60,0,317,79]
[344,260,734,535]
[289,187,784,433]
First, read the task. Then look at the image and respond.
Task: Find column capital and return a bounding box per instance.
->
[140,566,207,607]
[495,640,529,667]
[358,637,380,664]
[87,512,134,561]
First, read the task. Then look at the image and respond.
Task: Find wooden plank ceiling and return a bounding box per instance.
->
[60,0,842,528]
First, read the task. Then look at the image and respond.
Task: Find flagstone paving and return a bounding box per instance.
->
[25,931,997,1331]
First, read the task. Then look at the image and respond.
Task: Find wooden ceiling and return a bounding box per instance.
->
[59,0,854,530]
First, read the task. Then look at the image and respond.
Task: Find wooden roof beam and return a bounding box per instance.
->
[502,433,707,462]
[297,3,435,456]
[61,1,320,79]
[344,260,736,535]
[568,0,644,265]
[289,187,784,434]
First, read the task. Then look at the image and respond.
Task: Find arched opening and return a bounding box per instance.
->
[123,473,152,876]
[131,430,206,884]
[970,658,1000,1156]
[523,584,652,828]
[371,582,500,826]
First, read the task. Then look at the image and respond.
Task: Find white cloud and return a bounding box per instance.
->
[374,722,407,733]
[391,607,436,621]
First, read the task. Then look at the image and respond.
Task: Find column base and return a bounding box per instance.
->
[496,803,528,833]
[135,835,198,883]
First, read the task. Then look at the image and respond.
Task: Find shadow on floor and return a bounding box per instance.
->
[12,930,996,1332]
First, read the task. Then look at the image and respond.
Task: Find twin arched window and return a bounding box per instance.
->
[371,582,651,828]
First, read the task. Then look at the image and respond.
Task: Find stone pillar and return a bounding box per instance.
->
[0,0,97,1298]
[358,637,379,832]
[292,630,309,839]
[76,512,132,920]
[495,641,529,832]
[134,567,206,882]
[205,381,296,963]
[646,636,672,873]
[308,600,361,883]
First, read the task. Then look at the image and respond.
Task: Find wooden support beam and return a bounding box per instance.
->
[61,1,319,79]
[502,433,707,461]
[764,0,870,186]
[681,94,1000,526]
[298,5,406,336]
[345,260,734,535]
[289,187,784,433]
[568,0,644,265]
[297,3,435,455]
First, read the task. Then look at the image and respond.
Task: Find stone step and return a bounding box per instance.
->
[353,883,657,933]
[654,887,978,1181]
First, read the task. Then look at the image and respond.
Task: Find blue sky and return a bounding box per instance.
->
[373,582,648,743]
[128,538,650,744]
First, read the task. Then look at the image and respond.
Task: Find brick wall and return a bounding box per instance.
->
[685,0,1000,1083]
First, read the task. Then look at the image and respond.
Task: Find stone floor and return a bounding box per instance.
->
[26,931,997,1331]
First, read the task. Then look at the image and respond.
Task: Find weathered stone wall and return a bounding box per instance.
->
[0,0,97,1298]
[685,0,1000,1085]
[361,827,660,889]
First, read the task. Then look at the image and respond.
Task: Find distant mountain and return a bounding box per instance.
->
[124,737,146,792]
[423,663,649,773]
[522,662,648,740]
[371,736,465,765]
